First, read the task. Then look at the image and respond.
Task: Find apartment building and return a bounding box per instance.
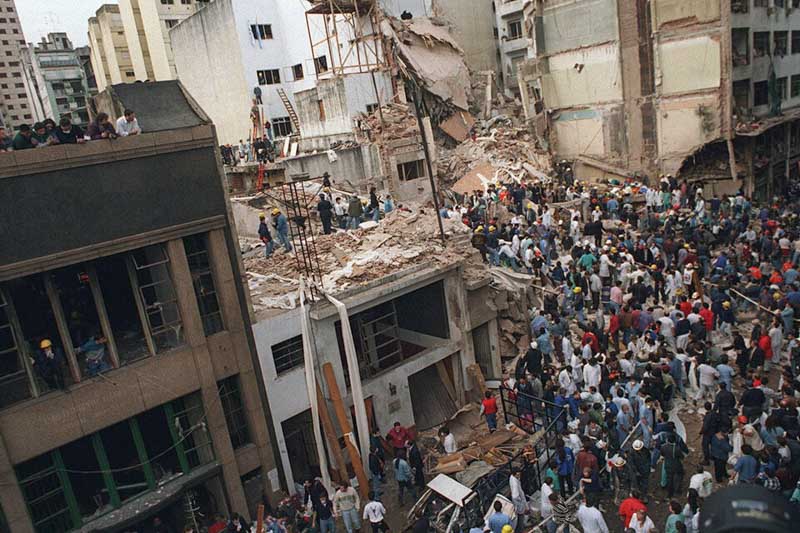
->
[494,0,528,96]
[118,0,211,84]
[0,81,280,532]
[88,5,137,92]
[518,0,800,198]
[25,33,92,127]
[0,0,34,130]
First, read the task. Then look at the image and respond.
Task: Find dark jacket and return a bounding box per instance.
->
[50,125,84,144]
[87,121,117,140]
[258,221,272,242]
[318,199,334,218]
[347,198,363,217]
[11,132,35,150]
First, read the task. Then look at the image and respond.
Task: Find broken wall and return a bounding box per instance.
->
[651,0,720,29]
[552,110,607,158]
[281,144,384,193]
[539,0,618,54]
[656,35,721,95]
[435,0,499,74]
[540,43,623,109]
[657,95,722,175]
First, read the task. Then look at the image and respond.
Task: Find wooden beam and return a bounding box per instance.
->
[316,382,350,483]
[322,362,370,499]
[85,263,120,369]
[436,360,457,404]
[43,274,81,384]
[467,363,487,395]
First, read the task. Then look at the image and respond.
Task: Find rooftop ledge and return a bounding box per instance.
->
[0,125,217,180]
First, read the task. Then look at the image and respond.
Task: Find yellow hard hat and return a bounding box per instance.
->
[474,226,484,233]
[594,206,600,211]
[611,247,617,253]
[259,213,266,219]
[723,301,731,308]
[489,225,496,232]
[40,339,52,349]
[774,292,782,300]
[502,526,513,533]
[650,264,657,270]
[573,286,582,294]
[323,187,331,192]
[271,208,280,215]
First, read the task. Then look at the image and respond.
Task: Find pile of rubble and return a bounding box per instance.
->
[361,102,420,142]
[439,116,552,193]
[244,205,482,312]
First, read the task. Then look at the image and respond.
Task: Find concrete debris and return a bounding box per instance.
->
[361,102,420,142]
[439,109,476,142]
[382,17,472,111]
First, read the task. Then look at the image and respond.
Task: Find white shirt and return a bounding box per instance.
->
[583,364,601,389]
[628,515,655,533]
[619,358,634,377]
[362,501,386,523]
[559,369,575,394]
[689,471,713,498]
[115,116,141,136]
[576,504,609,533]
[540,483,553,518]
[697,364,719,386]
[443,433,457,454]
[510,475,525,502]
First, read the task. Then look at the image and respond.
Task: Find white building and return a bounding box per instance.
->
[88,5,137,92]
[170,0,391,147]
[118,0,211,83]
[494,0,528,97]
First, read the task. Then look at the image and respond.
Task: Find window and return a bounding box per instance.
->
[23,113,30,119]
[171,394,214,469]
[51,82,64,91]
[74,96,86,107]
[775,31,788,56]
[776,0,785,6]
[0,290,34,408]
[754,80,769,106]
[129,245,183,353]
[791,75,800,98]
[256,68,280,85]
[125,71,135,77]
[292,63,304,81]
[55,97,68,106]
[250,24,273,40]
[7,61,17,67]
[5,104,11,110]
[317,99,326,121]
[732,28,749,66]
[160,0,174,4]
[778,76,788,100]
[218,376,251,449]
[314,55,328,74]
[754,32,769,57]
[13,83,21,88]
[20,103,25,109]
[366,103,379,114]
[271,116,292,137]
[271,335,304,374]
[793,31,800,54]
[16,453,73,532]
[183,234,224,336]
[165,19,179,29]
[397,159,426,181]
[507,19,523,40]
[731,0,748,13]
[181,0,191,3]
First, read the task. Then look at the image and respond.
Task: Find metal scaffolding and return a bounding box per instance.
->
[278,175,324,294]
[305,0,387,78]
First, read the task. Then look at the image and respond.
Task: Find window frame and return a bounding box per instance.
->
[257,68,281,85]
[218,375,251,449]
[271,335,305,374]
[183,234,224,336]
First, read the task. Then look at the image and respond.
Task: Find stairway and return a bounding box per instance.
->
[276,88,301,135]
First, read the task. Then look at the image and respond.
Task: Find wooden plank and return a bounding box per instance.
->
[256,504,264,533]
[467,363,487,395]
[322,362,370,499]
[435,360,457,404]
[316,382,350,483]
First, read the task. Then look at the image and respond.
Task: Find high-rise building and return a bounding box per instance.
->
[0,0,34,130]
[87,4,137,92]
[0,80,281,532]
[24,33,92,128]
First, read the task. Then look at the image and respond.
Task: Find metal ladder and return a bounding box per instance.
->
[276,87,301,134]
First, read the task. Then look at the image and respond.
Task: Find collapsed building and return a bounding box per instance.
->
[517,0,800,199]
[0,82,282,532]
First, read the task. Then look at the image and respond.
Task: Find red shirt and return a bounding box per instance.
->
[618,498,647,529]
[759,335,773,358]
[576,450,599,475]
[680,301,693,317]
[482,397,498,415]
[386,426,411,449]
[609,314,620,334]
[209,522,227,533]
[699,308,714,331]
[582,332,599,354]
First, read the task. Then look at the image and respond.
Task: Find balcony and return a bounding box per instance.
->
[497,0,524,17]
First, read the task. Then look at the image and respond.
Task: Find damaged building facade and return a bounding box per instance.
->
[518,0,800,197]
[0,82,280,532]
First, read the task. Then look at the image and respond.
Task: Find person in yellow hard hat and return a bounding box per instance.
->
[271,208,292,252]
[471,225,488,263]
[34,339,66,390]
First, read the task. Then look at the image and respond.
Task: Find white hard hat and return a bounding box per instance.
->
[632,439,644,450]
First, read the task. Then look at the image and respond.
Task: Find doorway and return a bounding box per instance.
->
[408,356,459,430]
[282,410,320,486]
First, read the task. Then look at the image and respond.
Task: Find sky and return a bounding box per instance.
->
[16,0,116,48]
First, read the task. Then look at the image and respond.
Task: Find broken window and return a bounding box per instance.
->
[0,288,35,407]
[292,63,304,80]
[272,335,304,374]
[96,253,150,364]
[507,19,522,40]
[184,234,224,336]
[257,69,280,85]
[794,31,800,54]
[50,265,106,377]
[250,24,273,40]
[754,32,770,57]
[218,375,251,449]
[16,452,74,532]
[754,80,769,106]
[5,275,72,392]
[129,245,183,354]
[314,56,328,74]
[99,420,150,503]
[397,159,426,181]
[60,435,108,520]
[137,405,183,482]
[272,116,293,137]
[336,282,448,381]
[792,75,800,98]
[732,28,750,66]
[731,0,748,13]
[774,31,788,56]
[172,394,214,469]
[778,76,788,100]
[366,103,379,115]
[733,79,751,114]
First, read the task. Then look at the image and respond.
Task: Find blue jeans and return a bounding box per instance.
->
[319,517,335,533]
[371,472,383,499]
[486,413,497,431]
[341,508,361,533]
[277,231,292,251]
[372,208,380,222]
[349,216,361,229]
[264,240,275,257]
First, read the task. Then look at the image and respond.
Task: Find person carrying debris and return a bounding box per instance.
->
[271,208,292,252]
[258,213,275,257]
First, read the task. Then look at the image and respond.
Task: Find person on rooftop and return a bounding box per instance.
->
[116,108,141,136]
[87,112,118,140]
[11,124,36,150]
[49,117,85,145]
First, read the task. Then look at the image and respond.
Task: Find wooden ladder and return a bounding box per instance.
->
[276,88,301,135]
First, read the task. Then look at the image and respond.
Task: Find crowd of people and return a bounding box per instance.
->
[0,109,141,151]
[457,165,800,532]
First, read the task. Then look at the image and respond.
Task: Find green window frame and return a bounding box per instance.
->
[218,375,251,449]
[183,235,224,336]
